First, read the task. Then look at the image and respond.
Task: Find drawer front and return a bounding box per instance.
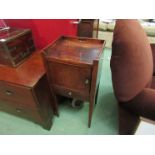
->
[0,82,37,109]
[53,85,89,101]
[0,99,42,124]
[48,62,92,94]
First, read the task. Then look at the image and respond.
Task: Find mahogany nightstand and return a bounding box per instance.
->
[42,36,105,127]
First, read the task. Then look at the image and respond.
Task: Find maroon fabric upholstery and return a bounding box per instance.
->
[151,44,155,75]
[122,88,155,120]
[151,76,155,89]
[111,19,153,102]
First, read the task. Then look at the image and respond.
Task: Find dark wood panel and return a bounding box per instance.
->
[77,19,99,38]
[48,61,91,93]
[33,75,54,126]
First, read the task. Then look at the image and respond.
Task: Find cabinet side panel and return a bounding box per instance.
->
[33,75,54,129]
[96,55,103,88]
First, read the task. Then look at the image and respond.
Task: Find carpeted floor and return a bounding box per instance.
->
[0,48,118,135]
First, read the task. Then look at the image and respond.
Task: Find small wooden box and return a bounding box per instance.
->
[0,51,56,130]
[0,28,35,67]
[42,36,105,127]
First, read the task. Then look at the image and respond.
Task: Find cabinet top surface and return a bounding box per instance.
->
[43,36,105,64]
[0,50,45,87]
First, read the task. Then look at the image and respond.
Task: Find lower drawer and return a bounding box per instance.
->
[0,99,42,124]
[53,85,89,101]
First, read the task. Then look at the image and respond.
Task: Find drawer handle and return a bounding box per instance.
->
[5,90,13,95]
[85,79,89,85]
[16,108,22,113]
[68,92,72,96]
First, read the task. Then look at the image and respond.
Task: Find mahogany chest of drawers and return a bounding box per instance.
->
[0,51,56,130]
[42,36,105,127]
[0,28,35,67]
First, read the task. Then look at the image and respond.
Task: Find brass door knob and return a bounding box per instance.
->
[68,91,72,96]
[85,79,89,85]
[16,108,22,113]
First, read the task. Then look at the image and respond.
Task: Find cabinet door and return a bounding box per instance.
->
[47,61,92,95]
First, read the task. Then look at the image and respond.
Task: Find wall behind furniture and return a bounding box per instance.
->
[5,19,78,49]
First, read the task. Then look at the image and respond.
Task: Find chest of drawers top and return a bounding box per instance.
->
[43,36,105,65]
[0,50,45,87]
